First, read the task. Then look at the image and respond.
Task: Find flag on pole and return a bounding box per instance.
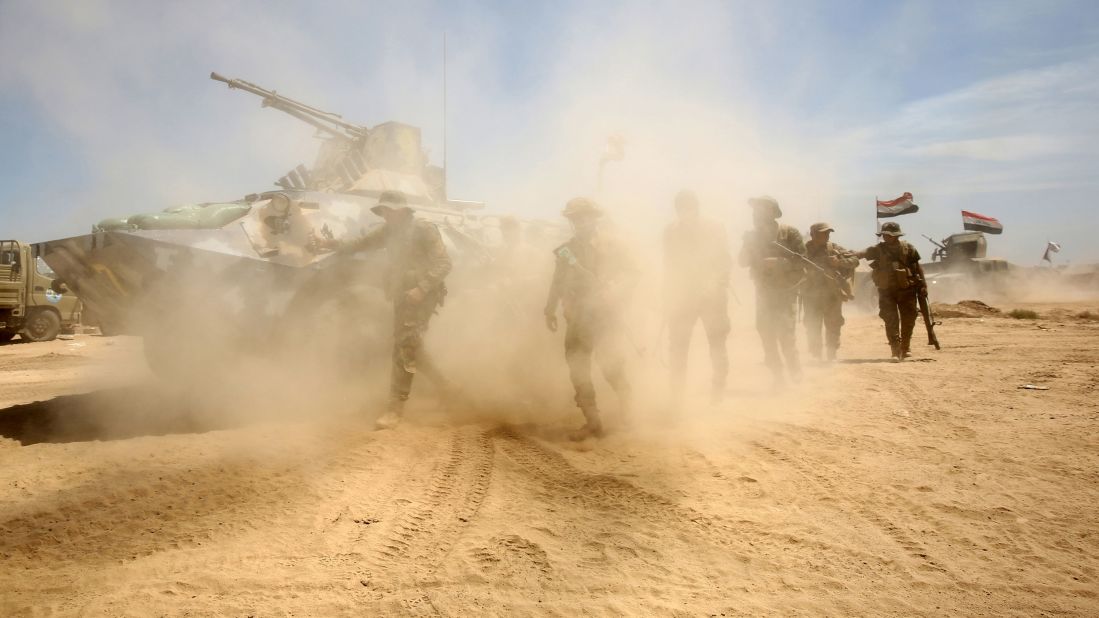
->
[1041,241,1061,264]
[876,192,919,218]
[961,210,1003,234]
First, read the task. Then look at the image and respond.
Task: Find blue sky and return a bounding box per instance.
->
[1,0,1097,264]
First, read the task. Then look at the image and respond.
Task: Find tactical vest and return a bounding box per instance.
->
[870,241,916,290]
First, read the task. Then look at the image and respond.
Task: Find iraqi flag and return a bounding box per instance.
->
[961,210,1003,234]
[876,192,919,217]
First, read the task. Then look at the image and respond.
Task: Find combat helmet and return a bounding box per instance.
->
[748,195,782,218]
[876,221,904,237]
[562,197,602,219]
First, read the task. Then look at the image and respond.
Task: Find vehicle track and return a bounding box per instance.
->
[750,439,957,580]
[362,426,495,614]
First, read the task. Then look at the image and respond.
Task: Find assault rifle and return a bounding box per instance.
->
[770,242,854,301]
[914,273,941,350]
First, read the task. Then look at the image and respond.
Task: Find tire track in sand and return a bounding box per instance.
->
[750,440,956,580]
[363,426,495,615]
[490,426,764,588]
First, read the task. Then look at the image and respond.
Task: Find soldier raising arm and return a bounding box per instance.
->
[857,221,926,361]
[314,190,453,429]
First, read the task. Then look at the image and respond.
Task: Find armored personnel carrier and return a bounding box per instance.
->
[919,231,1012,302]
[37,73,513,374]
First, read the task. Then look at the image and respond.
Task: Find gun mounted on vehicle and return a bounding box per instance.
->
[36,71,526,376]
[210,72,448,202]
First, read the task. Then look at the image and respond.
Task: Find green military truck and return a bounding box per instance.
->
[0,240,82,343]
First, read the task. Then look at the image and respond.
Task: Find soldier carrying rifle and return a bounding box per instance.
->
[802,223,859,362]
[858,221,929,362]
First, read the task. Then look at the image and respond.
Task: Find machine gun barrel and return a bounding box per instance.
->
[210,72,369,139]
[922,234,947,250]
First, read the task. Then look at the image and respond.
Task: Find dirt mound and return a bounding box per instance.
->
[1043,307,1099,322]
[932,299,1002,318]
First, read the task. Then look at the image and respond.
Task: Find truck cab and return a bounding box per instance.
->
[0,240,82,343]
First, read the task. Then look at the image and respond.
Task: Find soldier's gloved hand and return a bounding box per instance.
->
[545,312,558,332]
[405,287,426,304]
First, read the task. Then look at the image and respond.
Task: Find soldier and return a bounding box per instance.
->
[738,195,805,388]
[803,222,859,362]
[860,221,926,361]
[544,197,637,440]
[315,190,453,428]
[663,189,731,405]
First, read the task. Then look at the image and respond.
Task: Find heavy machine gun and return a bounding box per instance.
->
[210,72,443,197]
[922,234,948,262]
[210,72,368,140]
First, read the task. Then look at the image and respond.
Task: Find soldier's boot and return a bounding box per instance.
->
[889,341,903,362]
[901,339,913,359]
[569,406,605,441]
[375,399,405,430]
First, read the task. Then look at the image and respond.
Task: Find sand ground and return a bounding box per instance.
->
[1,302,1097,616]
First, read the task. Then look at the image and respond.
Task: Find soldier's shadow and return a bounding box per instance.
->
[0,384,245,446]
[838,358,902,364]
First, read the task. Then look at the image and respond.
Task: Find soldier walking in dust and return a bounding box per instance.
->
[315,190,453,429]
[544,198,638,440]
[803,222,859,362]
[738,196,805,389]
[859,221,927,362]
[663,190,731,406]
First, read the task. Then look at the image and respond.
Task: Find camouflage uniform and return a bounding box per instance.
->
[803,237,858,359]
[739,197,805,382]
[341,215,452,408]
[544,229,637,431]
[663,216,731,401]
[863,237,921,357]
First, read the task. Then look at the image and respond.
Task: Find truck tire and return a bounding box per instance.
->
[22,309,61,342]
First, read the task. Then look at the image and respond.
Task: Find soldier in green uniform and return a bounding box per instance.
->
[860,221,927,361]
[803,222,859,362]
[315,190,453,428]
[544,197,638,440]
[663,189,731,405]
[738,195,805,388]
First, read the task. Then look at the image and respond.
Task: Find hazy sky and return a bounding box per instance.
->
[1,0,1097,264]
